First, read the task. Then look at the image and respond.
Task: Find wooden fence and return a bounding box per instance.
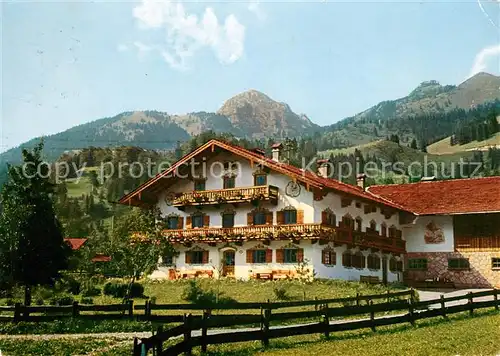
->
[133,289,500,356]
[0,289,414,323]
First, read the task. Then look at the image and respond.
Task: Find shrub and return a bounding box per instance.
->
[273,285,291,301]
[50,294,74,306]
[103,282,144,298]
[81,297,94,305]
[82,287,101,297]
[181,280,236,307]
[35,298,44,306]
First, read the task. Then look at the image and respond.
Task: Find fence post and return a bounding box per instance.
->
[14,303,21,322]
[369,300,376,332]
[468,292,474,316]
[408,299,415,327]
[128,300,134,319]
[133,337,140,356]
[201,309,210,353]
[314,296,318,311]
[72,301,79,318]
[157,325,163,354]
[440,295,447,319]
[494,289,499,311]
[184,313,193,356]
[410,288,416,303]
[386,290,390,303]
[356,293,360,307]
[322,303,329,338]
[261,300,271,348]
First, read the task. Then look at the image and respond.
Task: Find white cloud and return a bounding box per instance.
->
[469,44,500,78]
[117,44,129,52]
[248,0,266,21]
[132,0,245,70]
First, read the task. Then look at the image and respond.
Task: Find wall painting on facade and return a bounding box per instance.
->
[424,221,445,244]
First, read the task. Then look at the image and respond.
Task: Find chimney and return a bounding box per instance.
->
[271,143,283,162]
[316,159,330,178]
[356,173,366,190]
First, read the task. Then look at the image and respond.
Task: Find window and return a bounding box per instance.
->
[162,253,174,266]
[192,214,204,228]
[448,258,470,270]
[252,250,267,263]
[283,209,297,224]
[194,179,206,191]
[322,249,336,266]
[388,226,398,238]
[223,176,235,189]
[342,251,352,267]
[254,174,267,186]
[186,250,206,264]
[342,215,354,230]
[222,213,235,228]
[408,258,428,270]
[355,217,363,232]
[322,209,336,226]
[253,211,266,225]
[284,249,298,263]
[491,258,500,270]
[367,254,381,270]
[369,220,377,232]
[381,223,387,237]
[352,252,366,269]
[166,216,179,229]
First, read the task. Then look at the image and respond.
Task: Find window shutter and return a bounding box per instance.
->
[276,249,284,263]
[185,252,191,264]
[321,211,328,224]
[202,251,209,264]
[297,210,304,224]
[186,216,192,229]
[266,249,272,263]
[266,212,273,225]
[247,212,254,226]
[297,248,304,262]
[277,211,285,224]
[360,254,366,269]
[321,250,326,264]
[177,217,184,229]
[203,215,210,227]
[246,250,253,263]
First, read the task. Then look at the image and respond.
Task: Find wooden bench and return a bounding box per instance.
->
[272,270,298,280]
[250,270,273,280]
[360,275,380,284]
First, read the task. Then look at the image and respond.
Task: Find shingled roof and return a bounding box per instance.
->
[367,176,500,215]
[64,238,88,251]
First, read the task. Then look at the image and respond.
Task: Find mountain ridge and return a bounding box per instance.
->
[1,72,499,167]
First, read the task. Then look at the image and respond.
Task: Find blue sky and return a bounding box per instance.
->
[2,0,500,152]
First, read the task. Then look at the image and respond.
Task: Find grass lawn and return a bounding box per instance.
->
[0,279,407,334]
[0,311,498,355]
[427,132,500,155]
[200,311,500,356]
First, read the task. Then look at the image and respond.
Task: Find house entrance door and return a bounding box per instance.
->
[222,250,235,277]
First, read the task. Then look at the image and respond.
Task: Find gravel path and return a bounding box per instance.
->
[0,288,494,341]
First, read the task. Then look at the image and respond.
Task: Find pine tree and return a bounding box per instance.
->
[0,142,70,305]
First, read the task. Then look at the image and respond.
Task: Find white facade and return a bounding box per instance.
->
[403,215,455,253]
[148,151,405,283]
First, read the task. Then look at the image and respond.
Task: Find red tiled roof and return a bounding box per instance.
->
[91,254,111,262]
[64,238,88,250]
[119,139,411,212]
[367,176,500,215]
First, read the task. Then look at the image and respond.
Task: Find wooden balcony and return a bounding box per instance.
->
[455,236,500,252]
[172,185,279,207]
[162,224,406,253]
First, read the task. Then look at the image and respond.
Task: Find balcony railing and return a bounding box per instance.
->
[172,185,279,207]
[162,224,406,253]
[455,236,500,251]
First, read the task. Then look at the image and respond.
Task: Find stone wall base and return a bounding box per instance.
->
[405,252,500,288]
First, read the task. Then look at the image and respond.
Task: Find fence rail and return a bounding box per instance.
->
[133,289,500,356]
[0,289,414,324]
